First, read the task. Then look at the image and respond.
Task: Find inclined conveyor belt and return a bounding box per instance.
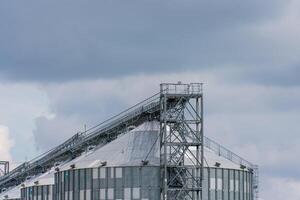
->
[0,89,257,195]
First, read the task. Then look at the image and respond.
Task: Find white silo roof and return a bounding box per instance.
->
[60,121,160,171]
[203,148,242,169]
[56,120,245,171]
[23,150,97,188]
[24,167,56,187]
[0,185,21,200]
[57,120,250,171]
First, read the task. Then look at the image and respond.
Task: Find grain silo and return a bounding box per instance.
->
[20,148,101,200]
[20,167,56,200]
[0,83,258,200]
[53,121,254,200]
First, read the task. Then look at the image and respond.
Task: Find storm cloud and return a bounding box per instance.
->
[0,0,294,82]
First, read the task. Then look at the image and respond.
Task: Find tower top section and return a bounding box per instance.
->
[160,82,203,97]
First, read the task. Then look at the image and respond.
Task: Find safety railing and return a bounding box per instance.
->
[203,136,259,199]
[204,136,255,168]
[160,83,203,95]
[0,91,162,186]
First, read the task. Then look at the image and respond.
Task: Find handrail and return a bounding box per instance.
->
[203,136,259,199]
[204,136,255,168]
[160,83,203,95]
[0,83,258,200]
[0,92,161,185]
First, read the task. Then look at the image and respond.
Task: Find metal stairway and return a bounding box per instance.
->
[0,82,258,200]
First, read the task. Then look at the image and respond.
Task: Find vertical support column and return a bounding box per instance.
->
[0,161,9,176]
[253,165,259,200]
[160,83,203,200]
[200,92,204,200]
[196,97,200,200]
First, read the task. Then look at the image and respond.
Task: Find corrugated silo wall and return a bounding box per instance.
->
[202,167,253,200]
[54,166,160,200]
[20,185,54,200]
[0,198,20,200]
[1,198,20,200]
[51,166,253,200]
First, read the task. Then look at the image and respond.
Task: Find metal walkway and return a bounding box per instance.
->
[0,91,161,189]
[0,83,259,200]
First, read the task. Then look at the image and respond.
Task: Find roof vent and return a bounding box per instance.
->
[141,160,149,166]
[215,162,221,167]
[34,181,39,185]
[100,161,107,166]
[127,125,136,131]
[240,164,246,170]
[87,145,96,152]
[70,164,76,169]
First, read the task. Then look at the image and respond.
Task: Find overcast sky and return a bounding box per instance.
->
[0,0,299,199]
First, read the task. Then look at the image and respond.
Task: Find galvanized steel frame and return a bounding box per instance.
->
[0,82,258,200]
[0,161,9,176]
[160,83,203,200]
[0,93,161,190]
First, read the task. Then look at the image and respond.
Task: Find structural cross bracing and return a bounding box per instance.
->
[160,83,203,200]
[0,82,258,200]
[0,161,9,177]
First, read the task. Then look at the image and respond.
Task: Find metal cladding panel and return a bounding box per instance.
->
[205,167,254,200]
[0,199,20,200]
[53,166,253,200]
[20,185,54,200]
[55,166,160,200]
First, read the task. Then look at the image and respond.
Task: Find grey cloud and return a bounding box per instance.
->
[0,0,288,82]
[207,111,300,179]
[1,1,298,197]
[33,81,131,151]
[33,115,82,151]
[241,65,300,86]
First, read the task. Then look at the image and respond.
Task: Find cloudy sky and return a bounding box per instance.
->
[0,0,299,199]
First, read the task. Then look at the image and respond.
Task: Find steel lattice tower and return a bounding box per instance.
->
[160,83,204,200]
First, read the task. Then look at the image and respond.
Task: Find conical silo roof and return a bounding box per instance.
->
[59,121,160,171]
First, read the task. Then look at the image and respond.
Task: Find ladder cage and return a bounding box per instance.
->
[160,83,204,200]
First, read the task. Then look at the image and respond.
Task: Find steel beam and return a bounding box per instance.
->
[160,83,203,200]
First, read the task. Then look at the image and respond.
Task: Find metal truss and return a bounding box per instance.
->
[0,92,161,190]
[253,165,259,200]
[0,161,9,177]
[0,82,258,200]
[160,83,203,200]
